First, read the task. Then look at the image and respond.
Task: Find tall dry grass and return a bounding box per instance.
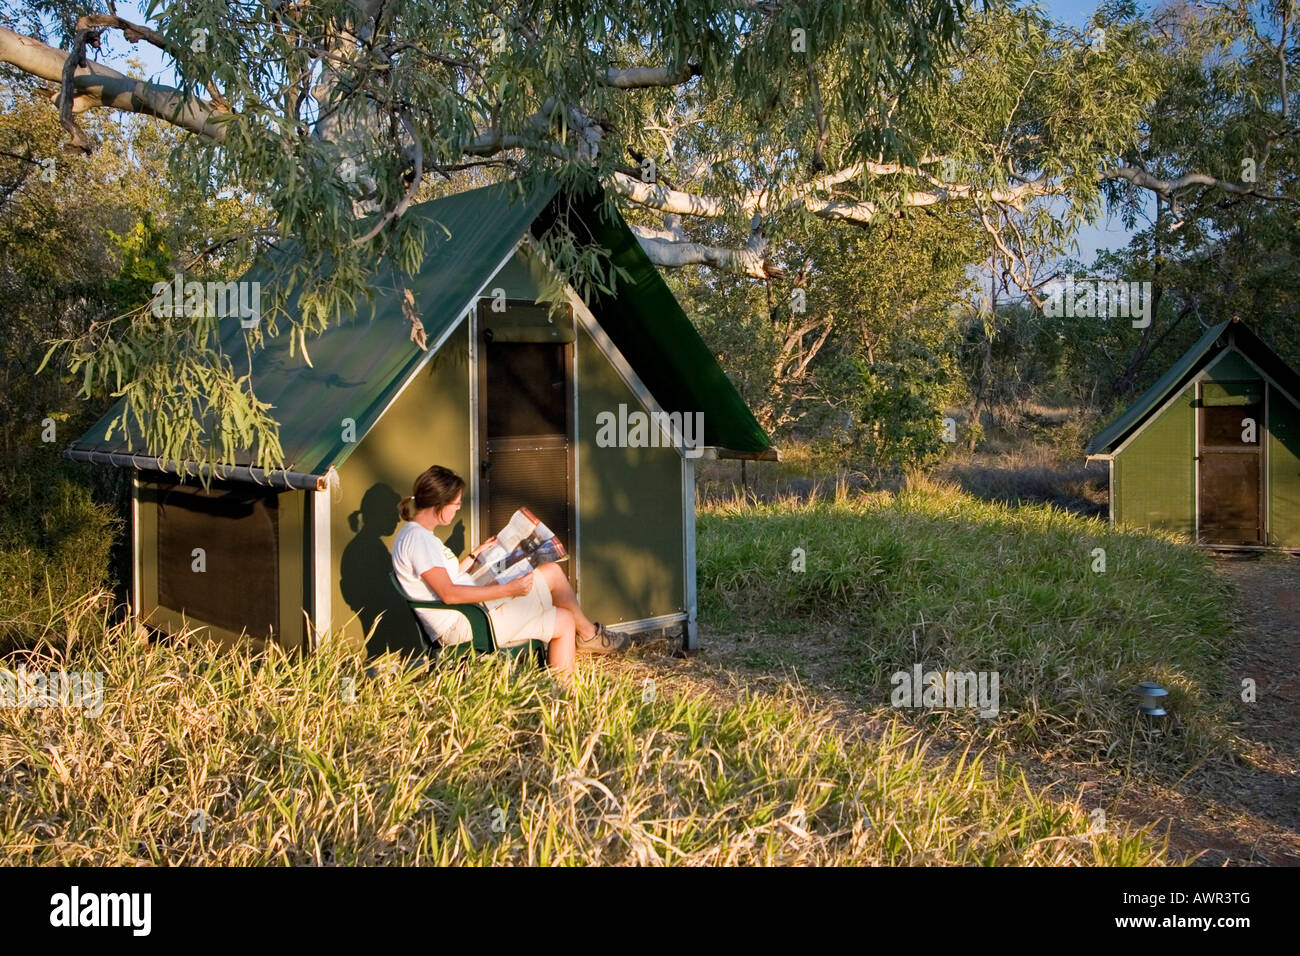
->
[0,616,1168,865]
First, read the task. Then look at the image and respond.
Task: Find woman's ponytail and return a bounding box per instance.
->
[397,496,417,522]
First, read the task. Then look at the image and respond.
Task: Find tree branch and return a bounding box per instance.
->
[1101,164,1299,217]
[353,110,422,244]
[75,14,183,60]
[0,26,227,144]
[628,223,780,278]
[602,63,701,88]
[59,28,98,153]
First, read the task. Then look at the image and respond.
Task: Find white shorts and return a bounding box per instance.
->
[483,572,557,648]
[432,572,557,649]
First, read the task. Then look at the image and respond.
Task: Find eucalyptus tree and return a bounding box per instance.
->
[1083,0,1300,402]
[1,0,1295,471]
[2,0,981,469]
[666,201,980,473]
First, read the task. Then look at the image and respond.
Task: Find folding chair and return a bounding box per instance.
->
[387,572,544,666]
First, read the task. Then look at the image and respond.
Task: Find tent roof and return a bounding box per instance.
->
[1086,318,1300,456]
[66,180,772,487]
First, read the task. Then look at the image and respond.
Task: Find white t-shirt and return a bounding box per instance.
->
[391,521,476,645]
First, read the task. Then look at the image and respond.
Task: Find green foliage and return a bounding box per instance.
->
[0,96,260,465]
[958,298,1074,418]
[104,214,175,314]
[667,203,978,475]
[851,328,961,474]
[0,459,119,656]
[0,0,110,47]
[1063,0,1300,407]
[10,0,1299,483]
[14,0,980,474]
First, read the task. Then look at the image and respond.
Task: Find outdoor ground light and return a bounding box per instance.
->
[1135,681,1169,717]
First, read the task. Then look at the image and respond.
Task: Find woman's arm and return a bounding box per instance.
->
[420,565,531,604]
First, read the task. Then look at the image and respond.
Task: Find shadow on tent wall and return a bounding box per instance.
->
[338,481,467,657]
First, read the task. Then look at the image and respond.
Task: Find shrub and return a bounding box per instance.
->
[0,460,120,655]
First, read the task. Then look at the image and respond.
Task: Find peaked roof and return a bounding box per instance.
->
[1086,318,1300,456]
[65,180,772,488]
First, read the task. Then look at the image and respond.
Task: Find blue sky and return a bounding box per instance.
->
[103,0,1141,266]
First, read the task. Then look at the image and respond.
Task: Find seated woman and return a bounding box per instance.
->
[391,465,628,680]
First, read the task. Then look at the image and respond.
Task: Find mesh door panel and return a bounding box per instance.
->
[1199,453,1262,545]
[485,342,567,437]
[486,435,570,557]
[1202,404,1262,447]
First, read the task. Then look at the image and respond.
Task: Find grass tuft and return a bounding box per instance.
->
[698,476,1237,769]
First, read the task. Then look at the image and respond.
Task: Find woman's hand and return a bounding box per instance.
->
[460,537,496,573]
[505,570,533,597]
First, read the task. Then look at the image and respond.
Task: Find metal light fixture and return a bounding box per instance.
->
[1135,681,1169,716]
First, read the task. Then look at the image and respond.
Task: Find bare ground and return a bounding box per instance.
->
[607,551,1300,866]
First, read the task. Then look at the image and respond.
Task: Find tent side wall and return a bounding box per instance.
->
[1112,384,1195,536]
[135,477,307,650]
[574,321,686,627]
[328,323,473,656]
[1268,383,1300,548]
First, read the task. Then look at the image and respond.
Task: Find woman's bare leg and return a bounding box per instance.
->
[548,607,576,679]
[537,562,597,639]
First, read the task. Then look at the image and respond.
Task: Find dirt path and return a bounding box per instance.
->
[612,552,1300,866]
[1188,553,1300,863]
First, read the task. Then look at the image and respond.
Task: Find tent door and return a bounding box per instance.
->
[1198,381,1264,545]
[476,305,575,577]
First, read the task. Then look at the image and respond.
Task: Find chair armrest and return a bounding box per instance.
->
[404,596,483,611]
[389,571,496,652]
[388,572,486,611]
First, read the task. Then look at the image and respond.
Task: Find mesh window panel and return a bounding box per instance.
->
[485,342,567,437]
[1199,453,1262,545]
[1201,382,1263,406]
[1202,403,1262,447]
[156,483,280,637]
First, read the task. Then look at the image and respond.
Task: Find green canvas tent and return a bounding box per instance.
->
[64,180,776,654]
[1086,317,1300,550]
